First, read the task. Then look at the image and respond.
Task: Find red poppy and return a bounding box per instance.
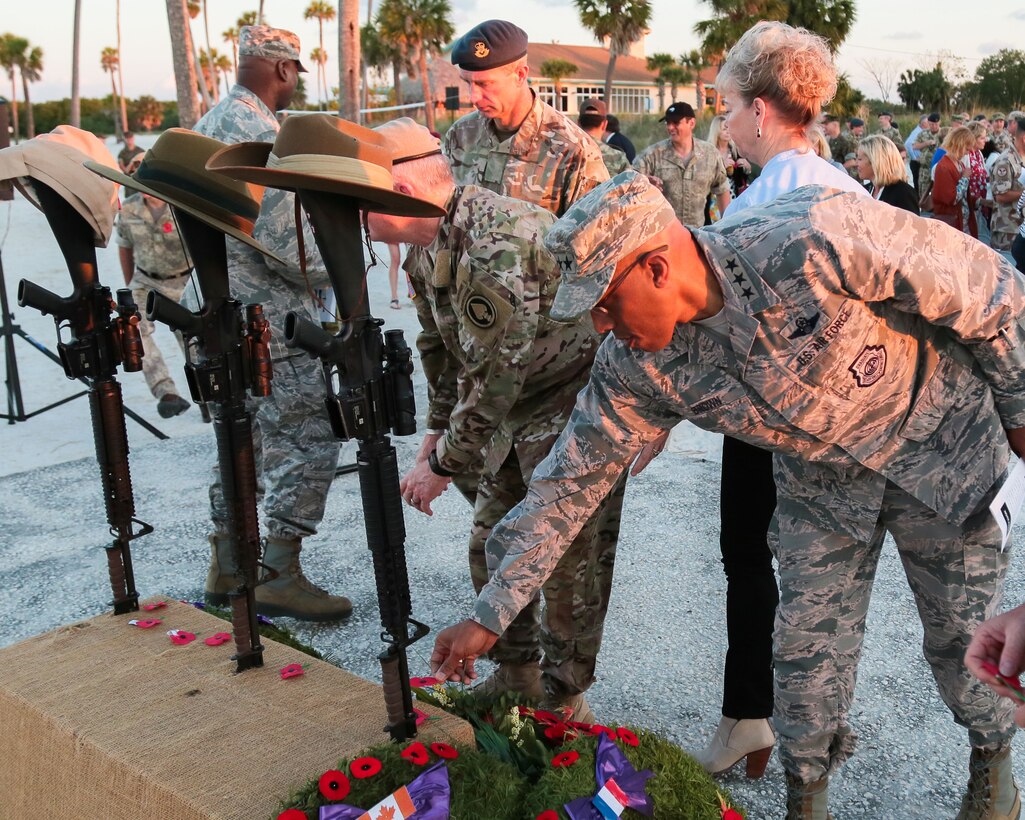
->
[409,676,439,687]
[168,630,196,645]
[401,741,430,766]
[531,709,562,725]
[517,705,533,717]
[568,721,594,732]
[589,724,617,739]
[429,742,458,759]
[204,632,231,646]
[142,601,167,611]
[130,618,161,629]
[318,769,350,801]
[277,811,307,820]
[722,810,743,820]
[350,756,383,778]
[543,723,575,744]
[536,812,560,820]
[280,663,305,680]
[980,661,1025,697]
[414,708,428,727]
[616,727,640,747]
[552,750,580,768]
[162,222,173,234]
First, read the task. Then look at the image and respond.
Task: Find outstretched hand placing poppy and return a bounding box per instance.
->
[965,601,1025,727]
[430,619,500,683]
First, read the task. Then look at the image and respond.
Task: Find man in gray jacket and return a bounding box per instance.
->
[430,172,1025,820]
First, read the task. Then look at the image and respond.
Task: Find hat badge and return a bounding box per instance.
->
[473,41,490,58]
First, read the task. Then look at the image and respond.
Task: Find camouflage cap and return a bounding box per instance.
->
[545,170,676,321]
[239,25,307,72]
[993,113,1006,122]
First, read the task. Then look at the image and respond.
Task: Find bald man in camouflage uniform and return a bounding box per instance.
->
[991,118,1025,252]
[433,172,1024,819]
[115,189,193,417]
[443,19,609,218]
[368,119,618,720]
[192,25,351,620]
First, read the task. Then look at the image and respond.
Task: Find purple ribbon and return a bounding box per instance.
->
[319,761,450,820]
[564,734,655,820]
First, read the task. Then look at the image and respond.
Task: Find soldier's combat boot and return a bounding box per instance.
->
[541,692,597,725]
[254,536,353,621]
[203,532,237,606]
[475,662,544,700]
[785,773,832,820]
[956,744,1021,820]
[692,716,776,778]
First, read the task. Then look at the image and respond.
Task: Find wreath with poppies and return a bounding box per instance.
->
[273,681,746,819]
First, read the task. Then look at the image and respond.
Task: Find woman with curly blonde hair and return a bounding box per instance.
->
[934,125,981,236]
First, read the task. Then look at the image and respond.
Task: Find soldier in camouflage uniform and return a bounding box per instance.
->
[915,113,942,202]
[876,111,902,148]
[432,172,1023,819]
[368,118,622,721]
[633,101,730,226]
[443,19,609,218]
[992,114,1014,155]
[192,25,351,621]
[576,97,629,176]
[115,187,193,417]
[990,119,1025,252]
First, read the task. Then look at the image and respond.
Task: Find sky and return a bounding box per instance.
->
[4,1,1025,107]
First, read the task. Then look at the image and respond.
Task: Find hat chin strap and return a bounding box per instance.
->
[267,151,393,189]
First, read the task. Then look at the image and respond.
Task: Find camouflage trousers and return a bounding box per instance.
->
[209,352,339,541]
[990,203,1023,251]
[466,445,625,697]
[772,457,1015,784]
[130,280,189,399]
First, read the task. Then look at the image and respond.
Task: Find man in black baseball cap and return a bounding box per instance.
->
[634,99,730,226]
[442,19,608,218]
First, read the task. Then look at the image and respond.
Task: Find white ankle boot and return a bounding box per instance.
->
[692,716,776,778]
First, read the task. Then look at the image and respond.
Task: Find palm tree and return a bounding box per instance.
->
[661,65,690,104]
[337,0,360,121]
[223,26,240,79]
[574,0,652,110]
[165,0,201,128]
[0,34,28,143]
[304,2,336,109]
[258,1,265,25]
[361,22,402,113]
[646,52,675,112]
[680,49,707,111]
[238,11,260,27]
[377,0,453,131]
[100,46,122,138]
[539,59,578,112]
[199,47,230,102]
[71,0,82,127]
[186,0,213,114]
[18,44,43,139]
[785,0,856,54]
[310,46,328,107]
[215,50,232,97]
[694,0,786,68]
[115,0,129,137]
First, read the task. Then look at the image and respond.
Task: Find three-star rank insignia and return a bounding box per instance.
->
[724,257,754,301]
[473,41,490,58]
[466,294,497,328]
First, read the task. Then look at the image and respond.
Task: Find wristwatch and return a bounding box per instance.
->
[428,449,455,477]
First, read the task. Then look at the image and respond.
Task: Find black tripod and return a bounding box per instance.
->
[1,246,166,440]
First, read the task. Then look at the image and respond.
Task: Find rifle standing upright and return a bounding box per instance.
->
[18,181,151,615]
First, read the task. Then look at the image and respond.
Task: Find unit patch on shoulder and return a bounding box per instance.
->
[466,294,497,328]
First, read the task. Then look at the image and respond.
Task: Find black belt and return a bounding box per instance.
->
[137,266,192,281]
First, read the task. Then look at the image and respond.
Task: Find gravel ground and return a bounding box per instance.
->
[2,156,1024,818]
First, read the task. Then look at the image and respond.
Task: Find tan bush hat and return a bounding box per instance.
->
[544,170,676,321]
[206,114,445,218]
[0,125,119,247]
[85,128,284,264]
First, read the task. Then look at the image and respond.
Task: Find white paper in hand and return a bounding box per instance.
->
[990,457,1025,551]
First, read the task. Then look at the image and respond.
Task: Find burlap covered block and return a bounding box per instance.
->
[0,597,473,819]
